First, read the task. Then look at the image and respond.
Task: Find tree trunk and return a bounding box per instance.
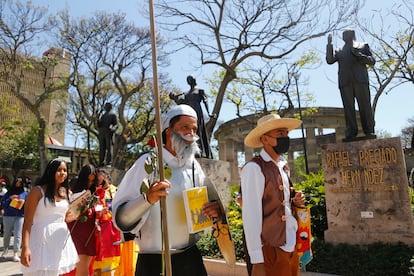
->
[411,128,414,150]
[37,118,48,173]
[206,70,236,138]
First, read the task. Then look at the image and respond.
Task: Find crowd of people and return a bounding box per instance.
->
[0,104,307,276]
[0,162,137,276]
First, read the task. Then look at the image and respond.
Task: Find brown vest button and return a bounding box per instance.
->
[279,185,284,191]
[281,215,287,221]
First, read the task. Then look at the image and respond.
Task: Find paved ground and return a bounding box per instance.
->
[0,236,336,276]
[0,236,22,276]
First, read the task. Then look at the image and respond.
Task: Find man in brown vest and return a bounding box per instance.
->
[241,114,306,276]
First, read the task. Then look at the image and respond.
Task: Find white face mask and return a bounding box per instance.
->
[171,132,200,165]
[180,133,200,143]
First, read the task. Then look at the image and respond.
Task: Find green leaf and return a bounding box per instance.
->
[144,156,154,174]
[140,178,150,194]
[164,165,172,179]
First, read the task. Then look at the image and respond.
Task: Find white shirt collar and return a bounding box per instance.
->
[259,149,287,167]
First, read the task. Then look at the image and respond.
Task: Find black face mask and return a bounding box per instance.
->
[272,137,290,154]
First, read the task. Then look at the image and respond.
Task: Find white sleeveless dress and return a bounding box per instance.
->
[21,186,79,276]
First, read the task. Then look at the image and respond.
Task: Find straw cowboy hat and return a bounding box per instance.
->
[244,114,302,148]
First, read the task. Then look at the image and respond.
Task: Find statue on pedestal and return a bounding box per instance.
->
[326,30,376,142]
[98,102,118,167]
[169,76,214,158]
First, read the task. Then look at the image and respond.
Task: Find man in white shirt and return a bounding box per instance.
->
[112,104,221,276]
[241,113,306,276]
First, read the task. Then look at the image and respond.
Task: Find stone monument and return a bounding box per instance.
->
[322,137,414,245]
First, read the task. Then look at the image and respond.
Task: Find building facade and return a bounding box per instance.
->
[0,47,71,144]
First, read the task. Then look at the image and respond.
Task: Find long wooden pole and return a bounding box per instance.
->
[148,1,172,275]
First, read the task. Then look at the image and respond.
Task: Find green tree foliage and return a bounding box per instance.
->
[0,121,40,173]
[294,154,308,182]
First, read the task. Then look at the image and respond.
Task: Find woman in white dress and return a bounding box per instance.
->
[20,159,79,276]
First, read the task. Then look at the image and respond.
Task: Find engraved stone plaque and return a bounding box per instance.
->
[322,137,414,245]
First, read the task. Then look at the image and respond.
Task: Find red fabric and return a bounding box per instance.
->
[95,220,121,261]
[95,187,106,200]
[60,269,76,276]
[67,217,97,256]
[93,187,121,261]
[95,226,102,261]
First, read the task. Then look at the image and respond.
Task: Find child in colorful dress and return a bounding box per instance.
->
[93,168,121,276]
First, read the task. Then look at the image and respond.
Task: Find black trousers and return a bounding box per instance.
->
[98,130,113,165]
[135,245,208,276]
[340,82,374,138]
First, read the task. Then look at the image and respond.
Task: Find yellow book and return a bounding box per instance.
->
[10,198,25,210]
[182,186,213,233]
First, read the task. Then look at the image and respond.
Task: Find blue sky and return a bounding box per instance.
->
[31,0,414,143]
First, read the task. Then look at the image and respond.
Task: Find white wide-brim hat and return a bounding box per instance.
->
[244,114,302,148]
[162,104,198,131]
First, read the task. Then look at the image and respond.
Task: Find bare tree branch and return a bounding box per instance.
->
[155,0,362,137]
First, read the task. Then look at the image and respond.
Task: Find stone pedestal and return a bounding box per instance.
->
[197,158,232,208]
[321,137,414,245]
[107,167,126,186]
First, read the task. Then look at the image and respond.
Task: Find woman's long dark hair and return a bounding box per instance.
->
[71,164,96,194]
[9,178,25,195]
[36,159,68,204]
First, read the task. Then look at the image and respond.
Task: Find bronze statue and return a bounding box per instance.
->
[326,30,376,142]
[169,76,214,158]
[98,102,118,166]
